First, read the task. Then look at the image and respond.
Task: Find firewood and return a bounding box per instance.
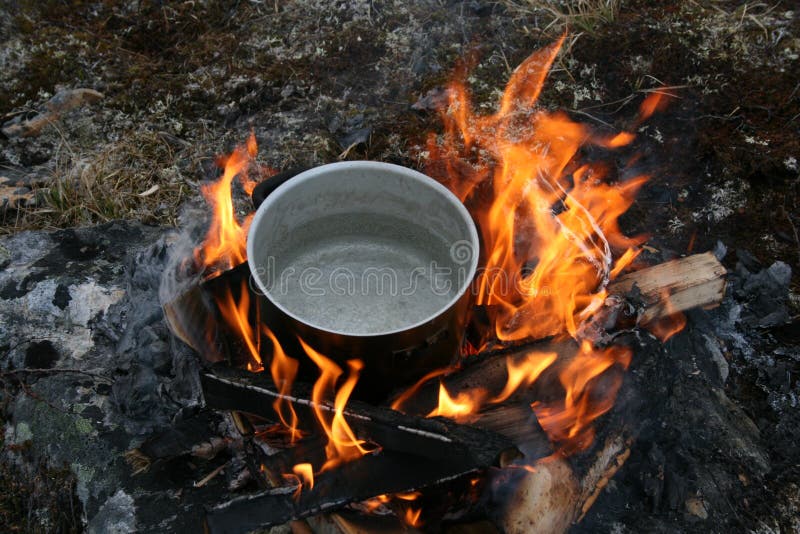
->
[201,368,515,468]
[499,432,634,533]
[499,456,580,534]
[577,433,633,522]
[204,449,488,533]
[607,251,727,323]
[392,338,576,420]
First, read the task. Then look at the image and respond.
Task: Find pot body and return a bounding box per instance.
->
[247,161,479,400]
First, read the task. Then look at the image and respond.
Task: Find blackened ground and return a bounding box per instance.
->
[575,251,798,533]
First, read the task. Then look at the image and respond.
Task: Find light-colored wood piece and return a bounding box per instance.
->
[608,252,727,323]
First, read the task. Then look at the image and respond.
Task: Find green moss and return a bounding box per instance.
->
[0,398,83,532]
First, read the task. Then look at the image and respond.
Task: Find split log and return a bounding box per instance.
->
[500,456,580,534]
[607,251,727,323]
[499,431,634,534]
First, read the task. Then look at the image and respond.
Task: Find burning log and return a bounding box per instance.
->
[399,253,728,414]
[391,338,575,418]
[165,234,725,532]
[201,368,514,467]
[200,368,521,532]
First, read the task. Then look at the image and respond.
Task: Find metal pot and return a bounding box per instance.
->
[247,161,479,400]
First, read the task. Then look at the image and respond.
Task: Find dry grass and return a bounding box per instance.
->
[1,130,195,234]
[502,0,621,35]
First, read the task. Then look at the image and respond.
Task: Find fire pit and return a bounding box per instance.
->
[152,38,733,532]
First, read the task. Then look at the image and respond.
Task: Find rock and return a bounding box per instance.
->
[88,490,137,534]
[0,221,210,531]
[338,126,372,149]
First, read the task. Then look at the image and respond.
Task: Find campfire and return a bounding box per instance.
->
[150,39,728,533]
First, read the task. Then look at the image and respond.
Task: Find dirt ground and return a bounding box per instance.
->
[0,0,798,531]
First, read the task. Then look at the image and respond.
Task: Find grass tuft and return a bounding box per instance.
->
[2,130,192,234]
[502,0,621,35]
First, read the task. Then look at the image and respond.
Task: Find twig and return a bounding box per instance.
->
[571,109,613,127]
[194,461,229,488]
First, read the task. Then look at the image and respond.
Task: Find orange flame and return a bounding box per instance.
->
[390,367,450,412]
[415,38,672,452]
[193,132,259,273]
[361,494,392,513]
[492,351,558,404]
[361,492,422,526]
[297,338,374,471]
[293,462,314,490]
[647,290,687,342]
[403,350,556,422]
[215,280,263,372]
[428,383,485,423]
[403,506,423,528]
[427,39,651,346]
[264,327,301,441]
[532,341,631,454]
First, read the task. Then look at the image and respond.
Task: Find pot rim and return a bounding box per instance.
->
[246,160,480,338]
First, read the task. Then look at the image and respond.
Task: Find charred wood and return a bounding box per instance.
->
[204,450,486,533]
[201,368,515,468]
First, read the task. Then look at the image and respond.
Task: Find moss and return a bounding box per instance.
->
[0,399,83,533]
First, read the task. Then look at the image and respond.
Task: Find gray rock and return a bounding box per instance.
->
[0,221,209,531]
[88,490,136,534]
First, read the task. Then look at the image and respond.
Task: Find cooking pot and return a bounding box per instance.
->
[247,161,479,400]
